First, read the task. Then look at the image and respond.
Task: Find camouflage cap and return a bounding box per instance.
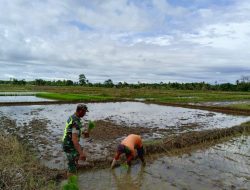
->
[76,104,89,112]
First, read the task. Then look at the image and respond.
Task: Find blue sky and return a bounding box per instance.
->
[0,0,249,83]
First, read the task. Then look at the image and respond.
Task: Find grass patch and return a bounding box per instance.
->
[36,92,114,101]
[226,103,250,110]
[34,89,250,103]
[0,134,58,190]
[1,85,250,103]
[1,85,250,111]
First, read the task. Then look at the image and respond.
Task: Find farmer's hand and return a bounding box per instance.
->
[111,159,116,169]
[79,152,86,161]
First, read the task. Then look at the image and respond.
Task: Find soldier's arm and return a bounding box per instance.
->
[72,127,86,160]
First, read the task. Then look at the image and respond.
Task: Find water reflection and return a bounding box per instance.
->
[1,102,249,131]
[0,102,249,170]
[78,163,146,190]
[0,96,54,102]
[111,164,144,190]
[77,135,250,190]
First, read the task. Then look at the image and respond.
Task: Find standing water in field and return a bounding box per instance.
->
[77,135,250,190]
[1,102,249,130]
[0,96,54,102]
[0,102,249,170]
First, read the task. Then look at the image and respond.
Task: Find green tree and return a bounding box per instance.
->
[66,80,74,86]
[79,74,87,85]
[104,79,114,87]
[34,79,46,86]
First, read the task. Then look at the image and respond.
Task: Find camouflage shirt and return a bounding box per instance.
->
[62,113,83,151]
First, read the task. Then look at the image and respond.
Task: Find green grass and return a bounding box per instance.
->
[35,89,250,103]
[226,103,250,110]
[62,175,79,190]
[36,92,114,101]
[0,134,57,190]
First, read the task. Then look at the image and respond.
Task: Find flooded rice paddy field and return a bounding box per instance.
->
[1,102,250,130]
[0,102,249,171]
[0,95,54,102]
[77,135,250,190]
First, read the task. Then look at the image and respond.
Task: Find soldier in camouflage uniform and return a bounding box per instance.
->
[62,104,89,177]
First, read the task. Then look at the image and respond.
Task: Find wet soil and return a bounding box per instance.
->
[81,122,250,169]
[90,120,170,141]
[0,113,169,170]
[1,100,250,190]
[0,101,249,171]
[92,120,150,140]
[144,122,250,154]
[2,109,248,171]
[0,114,249,190]
[76,134,250,190]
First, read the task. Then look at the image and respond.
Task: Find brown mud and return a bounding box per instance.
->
[0,114,167,168]
[78,121,250,170]
[90,120,170,140]
[144,122,250,154]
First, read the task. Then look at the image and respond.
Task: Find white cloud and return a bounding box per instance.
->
[74,0,152,32]
[0,0,249,84]
[184,21,250,49]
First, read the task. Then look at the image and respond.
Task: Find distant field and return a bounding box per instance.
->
[1,84,250,104]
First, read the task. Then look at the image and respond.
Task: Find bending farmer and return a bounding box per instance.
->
[62,104,90,177]
[111,134,145,169]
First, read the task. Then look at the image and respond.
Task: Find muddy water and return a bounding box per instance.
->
[1,102,250,130]
[0,95,54,102]
[77,135,250,190]
[0,102,250,169]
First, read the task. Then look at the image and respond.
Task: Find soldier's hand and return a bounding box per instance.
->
[79,152,86,161]
[83,132,89,138]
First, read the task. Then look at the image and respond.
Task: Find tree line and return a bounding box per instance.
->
[0,74,250,91]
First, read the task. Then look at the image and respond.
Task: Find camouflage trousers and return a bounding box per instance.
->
[64,148,79,173]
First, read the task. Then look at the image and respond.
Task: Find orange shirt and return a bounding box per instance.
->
[121,134,142,157]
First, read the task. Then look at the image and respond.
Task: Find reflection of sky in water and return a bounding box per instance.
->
[0,96,54,102]
[1,102,249,134]
[77,135,250,190]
